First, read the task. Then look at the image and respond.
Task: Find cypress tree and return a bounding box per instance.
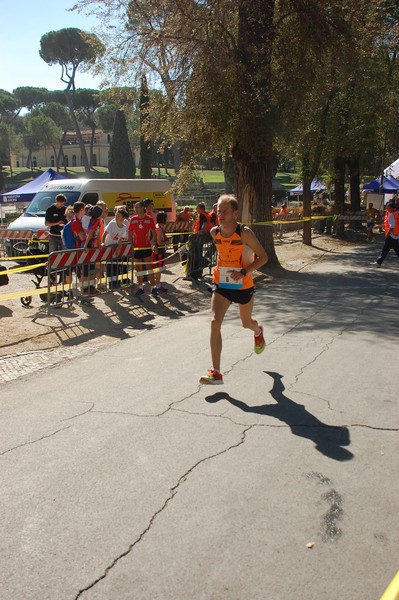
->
[108,109,136,178]
[140,75,153,178]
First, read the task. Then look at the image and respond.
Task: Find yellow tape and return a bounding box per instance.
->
[0,254,49,261]
[249,215,333,226]
[0,262,47,276]
[380,571,399,600]
[0,281,60,302]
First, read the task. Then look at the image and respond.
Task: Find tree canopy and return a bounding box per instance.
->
[40,28,105,173]
[39,28,105,92]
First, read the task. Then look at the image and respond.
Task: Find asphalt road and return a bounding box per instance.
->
[1,242,398,600]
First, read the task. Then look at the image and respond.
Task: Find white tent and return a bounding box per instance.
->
[384,158,399,178]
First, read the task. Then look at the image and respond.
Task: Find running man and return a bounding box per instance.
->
[199,195,268,385]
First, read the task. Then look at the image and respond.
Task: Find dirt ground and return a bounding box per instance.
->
[0,231,363,358]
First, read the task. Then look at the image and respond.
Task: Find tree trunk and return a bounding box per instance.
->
[333,156,346,237]
[235,152,278,265]
[57,130,67,172]
[64,90,90,174]
[171,142,181,174]
[0,163,4,193]
[223,154,236,194]
[348,156,361,211]
[90,125,96,169]
[140,74,153,178]
[233,0,278,267]
[26,148,32,169]
[301,155,312,246]
[302,178,312,246]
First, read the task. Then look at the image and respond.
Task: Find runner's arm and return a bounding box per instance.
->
[239,226,268,273]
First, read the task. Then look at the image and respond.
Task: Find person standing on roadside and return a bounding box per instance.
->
[210,203,219,227]
[375,202,399,266]
[153,211,170,293]
[128,201,158,296]
[199,195,268,385]
[96,200,109,242]
[189,202,212,279]
[175,205,193,250]
[143,198,157,220]
[65,205,74,221]
[177,206,193,224]
[84,205,103,249]
[45,193,67,254]
[70,201,98,296]
[365,202,378,243]
[193,202,212,233]
[277,202,289,240]
[102,206,129,289]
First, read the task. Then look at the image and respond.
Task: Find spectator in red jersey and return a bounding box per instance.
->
[128,201,158,296]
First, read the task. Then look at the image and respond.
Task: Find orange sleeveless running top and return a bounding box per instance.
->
[384,210,399,235]
[394,211,399,235]
[213,224,254,289]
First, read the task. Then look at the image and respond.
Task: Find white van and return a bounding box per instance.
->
[7,178,176,234]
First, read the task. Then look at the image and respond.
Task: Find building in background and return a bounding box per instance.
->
[11,130,140,171]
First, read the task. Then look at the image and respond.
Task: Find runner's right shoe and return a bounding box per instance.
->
[199,368,223,385]
[254,325,265,354]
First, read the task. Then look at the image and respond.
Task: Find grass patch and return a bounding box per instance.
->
[3,166,303,192]
[275,172,300,188]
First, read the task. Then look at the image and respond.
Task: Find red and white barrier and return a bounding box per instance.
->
[48,243,134,269]
[0,229,49,240]
[164,222,193,232]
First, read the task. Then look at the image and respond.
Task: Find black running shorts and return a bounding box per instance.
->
[213,285,255,304]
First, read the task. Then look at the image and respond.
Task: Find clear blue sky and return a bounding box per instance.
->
[2,1,103,93]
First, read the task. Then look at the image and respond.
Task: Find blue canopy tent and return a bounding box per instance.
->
[362,175,399,193]
[289,179,326,196]
[0,168,67,204]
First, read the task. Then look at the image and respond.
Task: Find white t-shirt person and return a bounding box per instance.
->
[102,210,129,246]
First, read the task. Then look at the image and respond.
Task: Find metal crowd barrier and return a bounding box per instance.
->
[46,242,134,313]
[181,232,217,280]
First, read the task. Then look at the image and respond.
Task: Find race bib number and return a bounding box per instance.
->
[218,267,243,289]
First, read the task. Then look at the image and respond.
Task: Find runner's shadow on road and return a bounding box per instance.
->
[205,371,353,462]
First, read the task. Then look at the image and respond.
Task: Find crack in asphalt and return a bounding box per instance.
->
[289,316,358,396]
[74,424,255,599]
[70,405,399,433]
[2,403,396,460]
[61,403,95,422]
[0,425,73,456]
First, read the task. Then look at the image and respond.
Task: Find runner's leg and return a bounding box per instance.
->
[239,297,259,334]
[144,255,155,286]
[210,292,230,372]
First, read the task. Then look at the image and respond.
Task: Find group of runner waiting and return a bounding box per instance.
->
[45,195,169,297]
